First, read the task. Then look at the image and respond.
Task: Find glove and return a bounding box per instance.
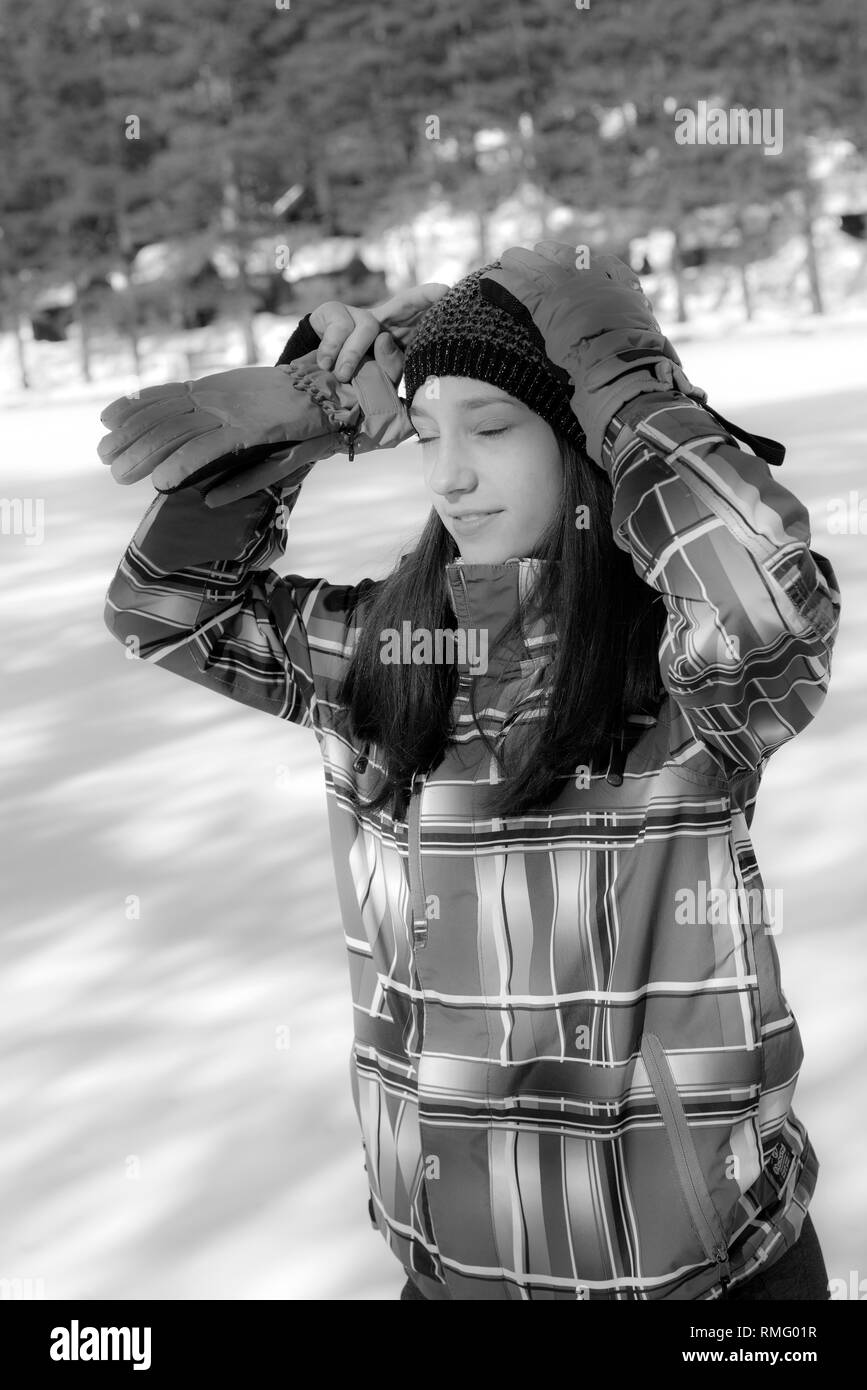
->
[197,349,416,506]
[98,345,415,507]
[478,242,707,465]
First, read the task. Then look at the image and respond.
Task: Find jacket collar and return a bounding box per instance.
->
[443,557,558,680]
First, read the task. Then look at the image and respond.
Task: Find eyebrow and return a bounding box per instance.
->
[409,396,521,419]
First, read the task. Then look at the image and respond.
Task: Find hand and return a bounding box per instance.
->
[311,282,449,383]
[98,351,415,504]
[97,366,346,488]
[480,242,665,343]
[202,351,415,506]
[479,242,705,464]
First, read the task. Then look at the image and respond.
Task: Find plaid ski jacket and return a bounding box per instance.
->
[103,330,840,1300]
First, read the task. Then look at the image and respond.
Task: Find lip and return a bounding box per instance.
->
[447,510,503,533]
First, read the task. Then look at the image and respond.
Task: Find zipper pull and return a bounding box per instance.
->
[713,1243,732,1298]
[407,771,428,950]
[606,730,626,786]
[340,423,358,461]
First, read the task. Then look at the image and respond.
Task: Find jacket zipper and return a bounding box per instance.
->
[339,423,358,461]
[407,770,428,949]
[641,1033,733,1295]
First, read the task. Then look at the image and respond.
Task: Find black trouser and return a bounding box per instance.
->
[399,1210,830,1301]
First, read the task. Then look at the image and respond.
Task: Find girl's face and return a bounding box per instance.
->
[409,376,563,563]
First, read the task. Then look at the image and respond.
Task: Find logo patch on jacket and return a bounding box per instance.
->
[766,1138,795,1189]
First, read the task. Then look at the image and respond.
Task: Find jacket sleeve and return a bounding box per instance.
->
[275,311,321,365]
[599,390,841,776]
[102,313,374,731]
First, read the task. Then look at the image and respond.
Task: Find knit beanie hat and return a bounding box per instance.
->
[403,261,586,450]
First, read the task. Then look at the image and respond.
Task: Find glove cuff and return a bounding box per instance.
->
[283,350,415,454]
[281,351,363,440]
[570,333,706,464]
[352,358,415,450]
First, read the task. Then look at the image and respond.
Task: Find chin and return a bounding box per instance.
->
[451,531,522,564]
[456,545,509,563]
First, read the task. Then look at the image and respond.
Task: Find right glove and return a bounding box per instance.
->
[479,243,707,466]
[479,243,785,470]
[98,345,415,507]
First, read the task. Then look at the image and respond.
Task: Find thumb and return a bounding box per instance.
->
[373,330,404,385]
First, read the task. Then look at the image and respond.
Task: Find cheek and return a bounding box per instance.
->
[526,457,562,520]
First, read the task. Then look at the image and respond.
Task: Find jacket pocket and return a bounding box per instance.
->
[409,1160,438,1250]
[641,1032,733,1293]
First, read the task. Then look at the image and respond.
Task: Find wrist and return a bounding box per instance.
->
[275,313,321,366]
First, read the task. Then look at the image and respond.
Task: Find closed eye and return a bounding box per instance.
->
[412,426,509,444]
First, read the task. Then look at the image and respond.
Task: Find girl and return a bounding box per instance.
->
[101,244,839,1300]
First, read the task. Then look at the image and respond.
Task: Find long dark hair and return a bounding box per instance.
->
[336,434,666,820]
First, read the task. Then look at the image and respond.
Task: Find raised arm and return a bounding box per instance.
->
[103,472,379,729]
[101,316,412,731]
[479,243,841,776]
[599,390,839,773]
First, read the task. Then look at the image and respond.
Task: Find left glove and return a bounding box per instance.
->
[98,344,415,506]
[199,349,416,506]
[479,242,707,465]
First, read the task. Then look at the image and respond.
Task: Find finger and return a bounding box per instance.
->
[370,282,450,337]
[97,395,197,461]
[370,291,405,323]
[403,281,450,316]
[310,302,356,370]
[100,382,188,430]
[533,240,582,270]
[499,246,547,278]
[105,418,220,481]
[331,314,381,381]
[594,254,659,322]
[373,330,404,385]
[593,252,640,287]
[108,427,218,483]
[149,425,240,490]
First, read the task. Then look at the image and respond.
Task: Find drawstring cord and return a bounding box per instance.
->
[606,712,658,786]
[606,728,627,787]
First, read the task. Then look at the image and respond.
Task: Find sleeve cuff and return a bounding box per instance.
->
[275,313,322,366]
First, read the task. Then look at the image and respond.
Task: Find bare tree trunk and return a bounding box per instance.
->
[310,155,336,234]
[537,192,552,241]
[401,222,419,285]
[237,272,259,365]
[75,280,92,384]
[477,207,490,263]
[845,242,867,294]
[738,258,754,322]
[670,228,689,324]
[14,313,30,389]
[6,277,31,389]
[800,179,824,315]
[126,305,142,379]
[115,204,143,381]
[221,151,259,364]
[731,205,754,323]
[783,17,824,315]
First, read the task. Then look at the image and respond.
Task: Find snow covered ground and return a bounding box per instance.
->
[1,316,865,1300]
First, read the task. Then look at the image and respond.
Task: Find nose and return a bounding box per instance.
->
[424,434,478,501]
